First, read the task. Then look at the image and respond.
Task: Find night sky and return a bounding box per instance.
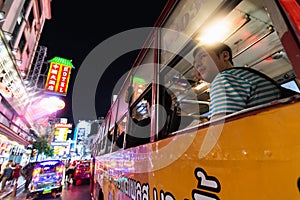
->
[39,1,167,125]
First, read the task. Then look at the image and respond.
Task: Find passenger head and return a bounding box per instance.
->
[6,160,13,166]
[193,42,234,82]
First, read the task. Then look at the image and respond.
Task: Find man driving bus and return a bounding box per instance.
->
[193,42,292,120]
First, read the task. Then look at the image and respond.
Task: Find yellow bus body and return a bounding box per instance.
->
[96,98,300,199]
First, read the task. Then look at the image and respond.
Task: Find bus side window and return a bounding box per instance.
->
[106,129,114,153]
[126,100,151,149]
[164,102,197,136]
[158,85,196,139]
[157,85,176,139]
[113,123,125,149]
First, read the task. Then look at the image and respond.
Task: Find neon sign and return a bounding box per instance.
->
[45,56,74,96]
[39,160,61,166]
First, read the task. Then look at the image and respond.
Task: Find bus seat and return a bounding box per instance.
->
[125,117,151,149]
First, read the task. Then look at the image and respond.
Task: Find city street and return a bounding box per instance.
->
[4,180,91,200]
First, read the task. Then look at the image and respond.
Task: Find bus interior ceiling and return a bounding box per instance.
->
[164,0,296,123]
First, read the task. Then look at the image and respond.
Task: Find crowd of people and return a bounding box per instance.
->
[0,160,22,193]
[0,160,37,194]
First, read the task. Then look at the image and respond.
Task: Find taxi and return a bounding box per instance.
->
[72,160,91,185]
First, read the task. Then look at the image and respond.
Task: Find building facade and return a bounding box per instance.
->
[0,0,52,165]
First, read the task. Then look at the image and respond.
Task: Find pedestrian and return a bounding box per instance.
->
[21,162,35,192]
[65,159,71,181]
[0,162,13,192]
[10,163,22,186]
[7,162,17,186]
[0,159,12,175]
[66,160,76,185]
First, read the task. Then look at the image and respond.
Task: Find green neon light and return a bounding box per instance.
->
[49,56,73,67]
[133,76,146,84]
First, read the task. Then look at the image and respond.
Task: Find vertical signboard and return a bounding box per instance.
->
[77,127,87,142]
[45,56,74,95]
[53,123,73,142]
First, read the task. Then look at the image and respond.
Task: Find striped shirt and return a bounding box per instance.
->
[209,68,281,118]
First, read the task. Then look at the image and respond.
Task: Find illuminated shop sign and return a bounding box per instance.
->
[53,122,72,142]
[51,142,69,146]
[45,56,74,96]
[0,41,14,99]
[77,127,86,141]
[55,123,73,128]
[53,127,69,142]
[39,160,60,166]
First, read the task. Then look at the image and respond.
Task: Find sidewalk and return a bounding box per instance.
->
[0,176,26,199]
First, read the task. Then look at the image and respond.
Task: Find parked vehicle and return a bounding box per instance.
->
[72,160,91,185]
[28,160,64,199]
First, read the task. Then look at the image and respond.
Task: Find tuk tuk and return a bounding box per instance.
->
[28,160,64,199]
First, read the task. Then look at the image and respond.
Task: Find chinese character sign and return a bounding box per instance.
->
[45,57,74,95]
